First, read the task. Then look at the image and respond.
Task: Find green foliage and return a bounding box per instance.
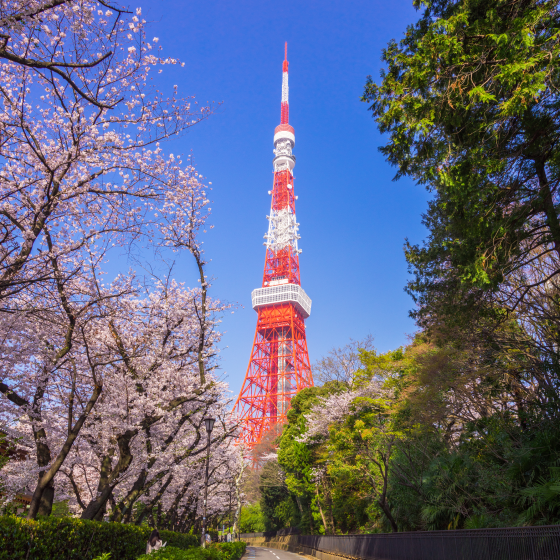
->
[363,0,560,373]
[277,385,348,534]
[0,514,198,560]
[136,543,246,560]
[352,0,560,532]
[259,460,301,531]
[238,503,265,533]
[373,344,560,530]
[276,336,560,532]
[519,467,560,524]
[211,542,247,560]
[276,384,376,533]
[400,419,560,530]
[50,500,71,518]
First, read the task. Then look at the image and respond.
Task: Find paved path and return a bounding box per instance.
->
[245,545,307,560]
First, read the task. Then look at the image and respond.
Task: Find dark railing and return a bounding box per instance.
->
[241,525,560,560]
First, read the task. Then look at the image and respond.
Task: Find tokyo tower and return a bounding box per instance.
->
[233,43,313,448]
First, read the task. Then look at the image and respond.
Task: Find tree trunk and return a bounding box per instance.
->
[169,508,176,531]
[315,485,329,534]
[306,496,315,533]
[156,503,162,528]
[378,499,398,532]
[232,463,245,535]
[93,503,106,522]
[28,383,102,519]
[37,480,55,516]
[81,429,136,520]
[111,469,146,522]
[28,424,53,519]
[369,442,398,533]
[81,479,115,520]
[322,480,335,534]
[536,161,560,260]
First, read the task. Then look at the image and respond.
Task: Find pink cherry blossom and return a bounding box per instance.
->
[0,1,241,526]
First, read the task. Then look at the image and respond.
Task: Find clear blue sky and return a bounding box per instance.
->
[134,0,429,398]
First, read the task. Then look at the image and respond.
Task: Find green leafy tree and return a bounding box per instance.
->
[363,0,560,395]
[238,504,266,533]
[362,5,560,528]
[278,386,333,534]
[277,331,560,532]
[259,460,299,531]
[364,0,560,293]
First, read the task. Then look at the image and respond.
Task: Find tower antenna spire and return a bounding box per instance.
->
[281,42,289,124]
[234,45,313,451]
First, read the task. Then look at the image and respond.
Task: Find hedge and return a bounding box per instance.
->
[213,542,247,560]
[137,542,247,560]
[0,515,199,560]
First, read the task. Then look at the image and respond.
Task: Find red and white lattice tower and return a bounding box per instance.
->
[233,43,313,448]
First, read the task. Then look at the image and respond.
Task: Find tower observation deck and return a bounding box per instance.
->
[233,44,314,448]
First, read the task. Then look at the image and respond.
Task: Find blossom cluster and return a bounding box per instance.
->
[296,378,392,443]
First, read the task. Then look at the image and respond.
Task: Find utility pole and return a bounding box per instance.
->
[201,417,215,548]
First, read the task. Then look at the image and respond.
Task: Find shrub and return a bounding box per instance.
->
[138,548,213,560]
[211,542,247,560]
[0,515,198,560]
[137,542,247,560]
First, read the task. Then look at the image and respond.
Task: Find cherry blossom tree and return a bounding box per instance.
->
[0,262,133,511]
[0,0,244,524]
[0,0,211,305]
[231,449,246,535]
[66,280,233,522]
[297,378,389,442]
[0,1,129,108]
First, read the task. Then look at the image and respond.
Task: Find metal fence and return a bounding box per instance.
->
[242,525,560,560]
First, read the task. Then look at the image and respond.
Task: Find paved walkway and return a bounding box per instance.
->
[245,545,308,560]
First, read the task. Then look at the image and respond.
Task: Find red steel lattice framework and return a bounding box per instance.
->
[233,44,313,448]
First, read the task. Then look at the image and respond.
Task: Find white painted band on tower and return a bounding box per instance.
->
[282,71,289,104]
[252,283,312,318]
[273,155,295,170]
[274,130,295,145]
